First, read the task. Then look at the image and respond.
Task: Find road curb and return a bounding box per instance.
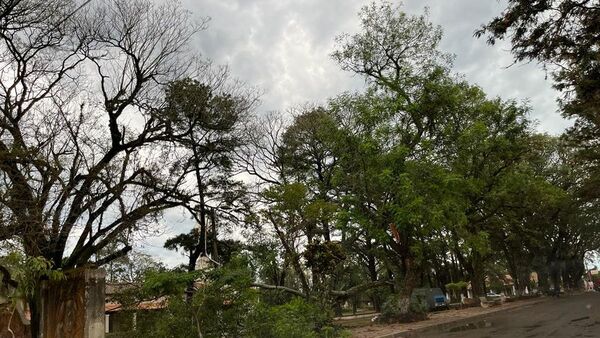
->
[375,298,548,338]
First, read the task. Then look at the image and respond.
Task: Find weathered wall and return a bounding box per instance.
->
[41,269,105,338]
[0,268,106,338]
[40,270,86,337]
[0,305,31,338]
[40,268,106,338]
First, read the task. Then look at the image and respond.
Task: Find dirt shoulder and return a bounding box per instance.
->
[347,297,548,338]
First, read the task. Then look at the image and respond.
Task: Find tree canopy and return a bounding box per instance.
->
[1,1,599,337]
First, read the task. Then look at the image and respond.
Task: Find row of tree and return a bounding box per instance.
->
[221,0,599,315]
[1,0,599,337]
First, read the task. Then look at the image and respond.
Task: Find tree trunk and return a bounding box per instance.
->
[333,301,343,317]
[400,260,418,298]
[549,260,562,293]
[397,257,418,315]
[366,240,381,311]
[470,256,486,298]
[209,209,219,262]
[270,216,310,297]
[321,220,331,242]
[537,268,549,293]
[564,255,585,289]
[503,246,520,294]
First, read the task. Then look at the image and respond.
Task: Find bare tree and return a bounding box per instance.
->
[237,112,291,186]
[0,0,239,334]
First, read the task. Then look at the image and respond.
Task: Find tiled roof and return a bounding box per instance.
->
[105,297,168,313]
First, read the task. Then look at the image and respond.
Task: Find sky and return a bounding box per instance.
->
[139,0,573,267]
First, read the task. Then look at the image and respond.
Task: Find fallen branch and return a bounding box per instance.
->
[252,279,393,299]
[251,283,307,298]
[330,280,393,297]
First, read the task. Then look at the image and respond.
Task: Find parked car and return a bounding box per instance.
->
[411,288,449,311]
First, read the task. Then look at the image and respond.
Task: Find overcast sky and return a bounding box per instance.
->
[139,0,572,266]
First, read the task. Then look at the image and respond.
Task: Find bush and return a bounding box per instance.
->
[247,298,324,338]
[193,257,259,337]
[109,256,348,337]
[246,297,349,337]
[445,281,468,303]
[378,294,428,323]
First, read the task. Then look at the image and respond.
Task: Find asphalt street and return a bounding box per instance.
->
[418,293,600,338]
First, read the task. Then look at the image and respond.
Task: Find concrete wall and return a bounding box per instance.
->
[83,269,106,338]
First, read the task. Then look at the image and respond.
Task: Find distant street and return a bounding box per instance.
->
[419,293,600,338]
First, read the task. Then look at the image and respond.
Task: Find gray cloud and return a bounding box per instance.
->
[183,0,568,132]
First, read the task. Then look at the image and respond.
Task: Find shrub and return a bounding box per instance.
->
[109,256,348,337]
[378,294,428,323]
[246,297,347,338]
[445,281,468,302]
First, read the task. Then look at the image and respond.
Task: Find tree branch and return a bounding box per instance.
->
[93,245,132,267]
[330,280,393,297]
[250,283,306,298]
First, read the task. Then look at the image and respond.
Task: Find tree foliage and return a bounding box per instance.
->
[477,0,600,195]
[2,0,600,336]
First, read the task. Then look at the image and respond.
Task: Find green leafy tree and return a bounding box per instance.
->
[103,251,165,284]
[329,1,459,316]
[162,77,253,273]
[477,0,600,195]
[0,253,64,302]
[247,298,335,338]
[437,83,532,297]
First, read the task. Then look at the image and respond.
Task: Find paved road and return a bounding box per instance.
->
[418,293,600,338]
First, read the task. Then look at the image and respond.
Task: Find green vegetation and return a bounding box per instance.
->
[1,0,599,337]
[106,256,346,338]
[445,282,468,303]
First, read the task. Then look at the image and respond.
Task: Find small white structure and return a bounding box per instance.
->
[195,255,216,271]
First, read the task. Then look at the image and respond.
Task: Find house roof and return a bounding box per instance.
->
[105,297,168,313]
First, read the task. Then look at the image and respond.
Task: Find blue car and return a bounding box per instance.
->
[411,288,449,311]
